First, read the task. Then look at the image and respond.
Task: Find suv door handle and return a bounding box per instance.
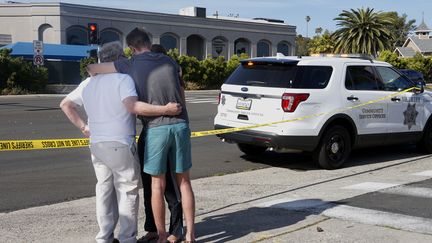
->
[347,95,359,101]
[391,97,401,102]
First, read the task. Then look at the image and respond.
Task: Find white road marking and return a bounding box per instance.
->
[256,197,432,235]
[256,198,331,212]
[323,205,432,235]
[412,170,432,177]
[186,97,218,104]
[342,182,399,192]
[383,186,432,199]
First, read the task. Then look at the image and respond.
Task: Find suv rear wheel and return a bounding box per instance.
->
[237,143,267,156]
[314,125,351,169]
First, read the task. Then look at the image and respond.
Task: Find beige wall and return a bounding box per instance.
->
[0,2,296,57]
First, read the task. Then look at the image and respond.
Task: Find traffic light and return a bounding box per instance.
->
[88,23,99,45]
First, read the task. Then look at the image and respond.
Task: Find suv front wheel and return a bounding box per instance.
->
[314,125,351,169]
[237,143,267,156]
[418,122,432,153]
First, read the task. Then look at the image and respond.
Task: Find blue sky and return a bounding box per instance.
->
[16,0,432,36]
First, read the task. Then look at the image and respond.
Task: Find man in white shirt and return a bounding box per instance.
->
[60,41,181,243]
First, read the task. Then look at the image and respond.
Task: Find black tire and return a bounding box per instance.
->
[418,122,432,153]
[313,125,351,169]
[237,143,267,156]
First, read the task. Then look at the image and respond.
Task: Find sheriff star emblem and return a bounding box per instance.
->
[403,103,419,130]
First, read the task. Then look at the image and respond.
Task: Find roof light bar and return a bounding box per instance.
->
[309,53,374,62]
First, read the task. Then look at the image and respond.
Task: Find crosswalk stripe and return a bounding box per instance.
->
[323,205,432,235]
[342,182,432,199]
[412,170,432,177]
[383,186,432,199]
[342,182,399,192]
[255,197,432,235]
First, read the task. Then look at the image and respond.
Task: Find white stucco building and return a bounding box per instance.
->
[0,2,297,60]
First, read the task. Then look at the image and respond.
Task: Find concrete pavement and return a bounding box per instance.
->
[1,151,432,242]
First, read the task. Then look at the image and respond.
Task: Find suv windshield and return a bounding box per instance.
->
[225,61,333,89]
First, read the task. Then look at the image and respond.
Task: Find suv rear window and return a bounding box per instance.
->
[225,61,333,89]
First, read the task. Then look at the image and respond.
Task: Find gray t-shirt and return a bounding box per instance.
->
[114,52,188,128]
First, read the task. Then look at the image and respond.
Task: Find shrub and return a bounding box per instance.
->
[79,57,97,79]
[0,49,48,94]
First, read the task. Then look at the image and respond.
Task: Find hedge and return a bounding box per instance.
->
[167,49,247,89]
[0,49,48,95]
[79,48,247,90]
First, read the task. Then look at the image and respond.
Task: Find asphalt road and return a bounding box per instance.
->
[0,92,271,212]
[1,91,432,228]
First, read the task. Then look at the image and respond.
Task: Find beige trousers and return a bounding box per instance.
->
[90,141,140,243]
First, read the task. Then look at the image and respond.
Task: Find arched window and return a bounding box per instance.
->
[212,36,228,58]
[160,33,178,51]
[66,26,88,45]
[100,29,122,45]
[234,38,251,56]
[38,24,54,43]
[277,41,290,56]
[187,34,205,60]
[257,40,271,57]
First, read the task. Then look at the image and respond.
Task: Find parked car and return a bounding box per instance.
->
[399,69,425,83]
[214,55,432,169]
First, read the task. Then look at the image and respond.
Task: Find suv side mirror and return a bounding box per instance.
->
[414,81,425,94]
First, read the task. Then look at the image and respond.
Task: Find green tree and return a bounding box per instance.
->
[308,30,335,54]
[378,50,407,69]
[315,27,323,36]
[381,12,416,48]
[332,7,394,56]
[296,34,311,56]
[124,47,133,58]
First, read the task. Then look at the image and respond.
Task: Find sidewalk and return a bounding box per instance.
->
[1,163,432,242]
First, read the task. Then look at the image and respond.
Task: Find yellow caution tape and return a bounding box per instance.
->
[0,138,89,151]
[0,87,417,151]
[191,87,417,137]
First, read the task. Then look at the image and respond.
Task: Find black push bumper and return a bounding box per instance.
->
[214,124,319,152]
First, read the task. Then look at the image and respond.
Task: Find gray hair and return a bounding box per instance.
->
[98,41,124,63]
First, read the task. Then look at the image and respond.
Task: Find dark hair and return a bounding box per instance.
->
[151,44,167,55]
[126,27,152,49]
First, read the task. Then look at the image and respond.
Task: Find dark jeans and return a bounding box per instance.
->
[137,129,183,236]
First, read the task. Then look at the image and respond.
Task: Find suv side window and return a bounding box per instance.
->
[293,66,332,89]
[345,66,381,90]
[375,66,414,91]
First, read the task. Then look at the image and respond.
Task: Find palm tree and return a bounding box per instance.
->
[332,8,394,57]
[315,27,323,36]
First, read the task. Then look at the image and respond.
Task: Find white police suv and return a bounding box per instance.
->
[214,54,432,169]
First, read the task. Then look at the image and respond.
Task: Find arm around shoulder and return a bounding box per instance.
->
[86,62,116,76]
[122,96,182,116]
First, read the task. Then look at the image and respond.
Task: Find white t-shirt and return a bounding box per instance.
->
[66,73,138,145]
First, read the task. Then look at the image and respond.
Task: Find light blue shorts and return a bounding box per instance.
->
[143,122,192,175]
